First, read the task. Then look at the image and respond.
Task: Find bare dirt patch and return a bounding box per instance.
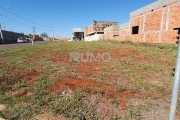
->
[6,67,16,72]
[52,54,69,63]
[34,112,67,120]
[23,70,41,84]
[111,48,139,57]
[51,77,141,109]
[76,62,101,74]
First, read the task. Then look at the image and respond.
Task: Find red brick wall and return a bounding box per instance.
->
[104,32,112,40]
[168,4,180,29]
[121,29,129,35]
[145,32,159,43]
[113,36,119,40]
[161,31,179,44]
[119,36,125,41]
[103,0,180,44]
[130,16,143,33]
[130,0,180,44]
[84,27,88,37]
[120,29,130,41]
[134,34,144,42]
[145,10,162,31]
[125,35,132,41]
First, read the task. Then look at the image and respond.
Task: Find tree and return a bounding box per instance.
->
[40,32,48,40]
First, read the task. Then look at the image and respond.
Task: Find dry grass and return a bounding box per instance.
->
[0,40,178,120]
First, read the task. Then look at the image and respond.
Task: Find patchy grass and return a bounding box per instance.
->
[0,40,178,119]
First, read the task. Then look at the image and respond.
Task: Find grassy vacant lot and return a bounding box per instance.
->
[0,40,179,120]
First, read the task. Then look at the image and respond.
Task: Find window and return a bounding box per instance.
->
[132,26,139,34]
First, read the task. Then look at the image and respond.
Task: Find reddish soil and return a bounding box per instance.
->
[48,48,171,115]
[52,54,69,63]
[51,77,141,109]
[136,57,171,65]
[18,91,28,97]
[51,48,139,64]
[176,113,180,119]
[27,50,51,61]
[144,72,164,81]
[23,70,41,84]
[6,67,16,72]
[0,62,6,66]
[76,62,100,73]
[111,48,139,57]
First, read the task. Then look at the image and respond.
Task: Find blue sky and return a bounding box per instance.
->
[0,0,155,38]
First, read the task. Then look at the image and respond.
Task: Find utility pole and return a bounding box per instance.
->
[32,26,35,45]
[169,28,180,120]
[52,27,54,41]
[0,23,4,43]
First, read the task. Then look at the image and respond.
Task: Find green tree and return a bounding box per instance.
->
[40,32,48,40]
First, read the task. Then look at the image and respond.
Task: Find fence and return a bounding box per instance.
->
[0,30,24,44]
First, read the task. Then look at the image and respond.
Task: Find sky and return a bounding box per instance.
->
[0,0,156,38]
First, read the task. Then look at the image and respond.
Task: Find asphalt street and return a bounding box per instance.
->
[0,41,43,50]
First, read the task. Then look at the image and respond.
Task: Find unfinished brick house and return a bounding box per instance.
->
[84,21,118,41]
[104,0,180,44]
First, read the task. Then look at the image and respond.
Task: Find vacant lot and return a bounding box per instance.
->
[0,40,179,120]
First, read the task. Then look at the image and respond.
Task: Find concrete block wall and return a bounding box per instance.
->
[104,31,113,39]
[129,0,180,44]
[130,0,180,44]
[0,30,25,44]
[119,23,130,41]
[0,36,2,44]
[84,27,88,37]
[104,0,180,44]
[2,31,24,44]
[85,34,104,41]
[104,25,119,40]
[84,25,94,37]
[3,31,14,44]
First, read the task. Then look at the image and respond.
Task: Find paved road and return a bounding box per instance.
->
[0,41,43,50]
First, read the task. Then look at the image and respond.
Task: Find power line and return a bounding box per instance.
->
[0,6,67,30]
[1,14,51,31]
[0,5,52,28]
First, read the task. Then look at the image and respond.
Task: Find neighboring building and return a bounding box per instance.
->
[58,38,70,41]
[72,28,84,41]
[24,34,43,41]
[104,0,180,44]
[84,21,119,41]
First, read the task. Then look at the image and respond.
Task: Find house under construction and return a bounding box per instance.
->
[72,28,84,41]
[84,21,119,41]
